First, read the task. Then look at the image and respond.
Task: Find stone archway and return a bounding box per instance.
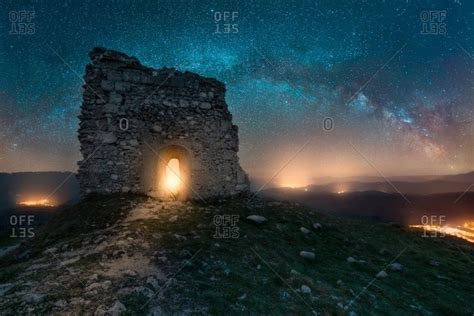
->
[156,145,191,201]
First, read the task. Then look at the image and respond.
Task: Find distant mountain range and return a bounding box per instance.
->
[261,189,474,225]
[250,171,474,196]
[308,171,474,185]
[303,179,473,195]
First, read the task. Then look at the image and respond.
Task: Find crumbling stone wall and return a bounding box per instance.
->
[77,47,249,200]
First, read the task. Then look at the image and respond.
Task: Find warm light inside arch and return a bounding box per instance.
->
[165,158,182,194]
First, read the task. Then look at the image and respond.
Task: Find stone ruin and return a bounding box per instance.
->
[77,47,249,200]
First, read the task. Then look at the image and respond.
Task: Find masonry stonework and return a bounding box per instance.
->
[77,47,249,200]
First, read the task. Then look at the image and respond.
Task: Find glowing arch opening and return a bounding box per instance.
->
[165,158,182,195]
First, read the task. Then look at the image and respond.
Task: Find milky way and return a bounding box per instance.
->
[0,0,473,184]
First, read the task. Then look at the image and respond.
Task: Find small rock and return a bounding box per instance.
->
[123,269,137,277]
[436,274,451,280]
[347,257,357,263]
[86,280,111,291]
[147,276,159,290]
[389,262,404,271]
[313,223,322,230]
[237,293,246,300]
[173,234,186,241]
[152,125,162,132]
[86,282,102,291]
[336,280,343,285]
[280,290,290,301]
[27,263,51,271]
[300,285,311,294]
[128,139,139,146]
[44,247,57,254]
[121,186,130,193]
[61,256,80,266]
[300,227,310,234]
[133,286,154,298]
[300,251,315,260]
[163,100,174,107]
[376,270,388,278]
[95,304,107,315]
[246,215,267,224]
[24,293,45,303]
[108,300,126,316]
[169,215,178,223]
[54,299,67,307]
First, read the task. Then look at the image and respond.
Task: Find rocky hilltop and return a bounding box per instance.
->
[0,195,473,315]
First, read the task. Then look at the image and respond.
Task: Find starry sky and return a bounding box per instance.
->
[0,0,473,186]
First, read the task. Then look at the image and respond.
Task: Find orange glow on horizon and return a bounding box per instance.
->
[17,198,55,207]
[277,175,310,189]
[410,222,474,243]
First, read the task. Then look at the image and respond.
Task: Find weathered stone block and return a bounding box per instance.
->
[107,71,122,81]
[200,102,211,109]
[108,92,123,104]
[115,81,130,92]
[98,132,117,144]
[103,103,118,113]
[101,80,115,91]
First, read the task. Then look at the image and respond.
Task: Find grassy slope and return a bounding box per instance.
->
[1,194,473,315]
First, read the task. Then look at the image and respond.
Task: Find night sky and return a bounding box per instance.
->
[0,0,473,186]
